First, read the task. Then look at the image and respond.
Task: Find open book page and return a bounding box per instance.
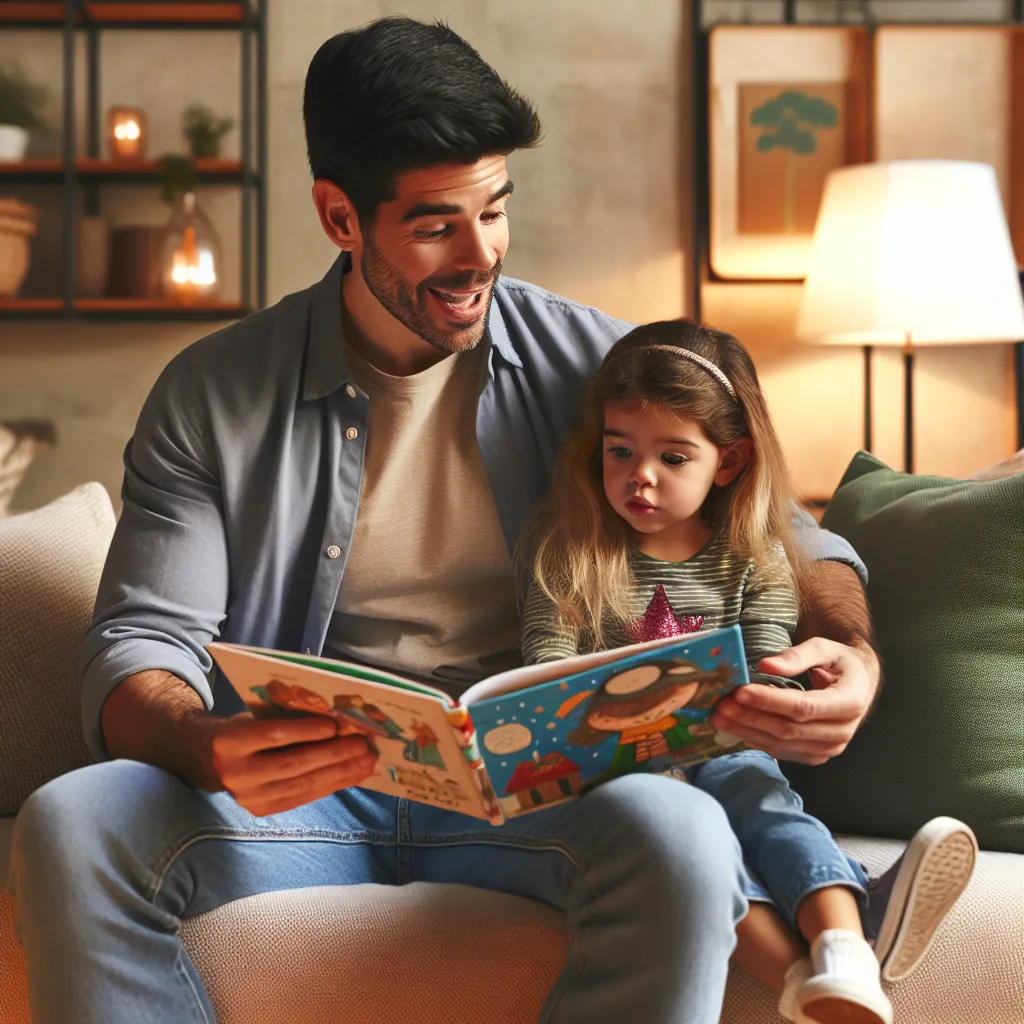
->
[460,631,695,706]
[208,643,492,821]
[465,626,750,820]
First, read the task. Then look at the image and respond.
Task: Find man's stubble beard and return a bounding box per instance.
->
[361,235,502,355]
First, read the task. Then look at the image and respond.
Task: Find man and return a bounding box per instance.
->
[9,17,971,1024]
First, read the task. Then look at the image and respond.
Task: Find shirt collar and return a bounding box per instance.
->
[302,252,522,402]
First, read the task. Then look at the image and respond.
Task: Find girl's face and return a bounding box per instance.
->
[602,401,746,557]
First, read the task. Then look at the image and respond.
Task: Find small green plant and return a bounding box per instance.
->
[0,64,49,131]
[181,104,234,159]
[157,154,198,203]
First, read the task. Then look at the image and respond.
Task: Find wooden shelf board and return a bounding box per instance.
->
[0,297,64,311]
[74,298,241,311]
[76,157,244,175]
[0,3,247,25]
[0,159,63,174]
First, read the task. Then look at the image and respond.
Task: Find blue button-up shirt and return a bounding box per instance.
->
[80,255,865,760]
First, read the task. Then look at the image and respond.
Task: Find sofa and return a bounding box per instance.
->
[1,481,1022,1024]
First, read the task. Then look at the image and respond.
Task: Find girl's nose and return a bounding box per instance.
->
[630,461,657,487]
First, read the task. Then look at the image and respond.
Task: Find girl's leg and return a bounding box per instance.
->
[796,883,864,940]
[733,901,805,993]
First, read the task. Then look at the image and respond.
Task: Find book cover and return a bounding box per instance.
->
[466,625,749,819]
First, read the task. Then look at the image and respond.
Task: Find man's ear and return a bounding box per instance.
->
[311,179,362,251]
[714,438,753,487]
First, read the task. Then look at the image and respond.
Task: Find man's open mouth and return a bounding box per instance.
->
[426,286,489,324]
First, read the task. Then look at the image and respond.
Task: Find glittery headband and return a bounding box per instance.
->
[617,344,737,400]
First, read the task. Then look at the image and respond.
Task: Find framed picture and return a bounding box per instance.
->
[709,26,870,280]
[874,25,1024,271]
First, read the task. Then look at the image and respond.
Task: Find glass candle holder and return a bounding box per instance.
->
[159,191,222,304]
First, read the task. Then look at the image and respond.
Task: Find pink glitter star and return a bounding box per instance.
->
[625,585,704,643]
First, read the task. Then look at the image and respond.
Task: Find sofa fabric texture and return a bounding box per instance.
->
[786,452,1024,852]
[0,483,112,814]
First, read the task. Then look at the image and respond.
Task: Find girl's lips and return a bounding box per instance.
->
[625,498,656,515]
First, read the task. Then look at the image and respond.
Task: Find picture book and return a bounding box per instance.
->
[208,624,751,826]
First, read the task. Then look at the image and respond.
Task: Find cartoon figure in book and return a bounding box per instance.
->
[331,694,405,740]
[260,680,343,721]
[402,719,447,770]
[386,765,466,809]
[566,658,734,778]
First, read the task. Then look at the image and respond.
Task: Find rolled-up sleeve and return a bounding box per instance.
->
[791,505,868,587]
[79,349,229,760]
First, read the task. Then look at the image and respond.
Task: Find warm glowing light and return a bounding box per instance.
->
[170,249,217,287]
[107,106,146,160]
[113,120,140,141]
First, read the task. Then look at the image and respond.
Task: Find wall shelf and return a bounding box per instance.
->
[0,3,252,29]
[0,0,266,322]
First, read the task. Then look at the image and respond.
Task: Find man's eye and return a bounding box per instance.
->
[415,226,449,240]
[607,446,632,459]
[661,452,687,466]
[481,209,506,224]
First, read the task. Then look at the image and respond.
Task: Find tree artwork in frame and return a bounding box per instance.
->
[708,26,869,281]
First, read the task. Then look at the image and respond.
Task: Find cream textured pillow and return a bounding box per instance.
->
[0,482,114,813]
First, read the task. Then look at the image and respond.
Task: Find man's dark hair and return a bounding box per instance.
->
[303,17,542,224]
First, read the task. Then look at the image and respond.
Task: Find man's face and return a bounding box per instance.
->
[355,155,512,354]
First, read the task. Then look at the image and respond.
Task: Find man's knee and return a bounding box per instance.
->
[12,760,180,877]
[586,773,743,887]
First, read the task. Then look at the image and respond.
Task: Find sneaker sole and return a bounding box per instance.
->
[874,817,978,982]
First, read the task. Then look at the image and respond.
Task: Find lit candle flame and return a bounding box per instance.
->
[113,120,140,141]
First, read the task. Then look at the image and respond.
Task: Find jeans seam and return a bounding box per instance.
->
[175,944,213,1024]
[149,827,395,904]
[406,834,588,871]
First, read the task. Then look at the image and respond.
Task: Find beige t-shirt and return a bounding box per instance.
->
[325,343,521,695]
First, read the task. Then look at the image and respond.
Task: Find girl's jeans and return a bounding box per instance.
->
[686,749,869,929]
[9,761,749,1024]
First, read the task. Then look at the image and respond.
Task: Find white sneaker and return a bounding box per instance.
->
[869,816,978,982]
[796,929,893,1024]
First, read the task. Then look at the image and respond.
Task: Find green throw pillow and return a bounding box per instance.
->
[784,451,1024,853]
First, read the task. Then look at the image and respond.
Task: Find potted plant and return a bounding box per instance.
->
[0,64,48,161]
[181,104,234,159]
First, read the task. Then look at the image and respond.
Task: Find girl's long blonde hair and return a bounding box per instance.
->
[520,319,805,647]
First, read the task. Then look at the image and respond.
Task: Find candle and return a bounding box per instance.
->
[106,106,146,160]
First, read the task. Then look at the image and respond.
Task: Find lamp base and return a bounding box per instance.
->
[903,338,914,475]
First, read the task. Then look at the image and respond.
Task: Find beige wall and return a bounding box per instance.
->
[0,1,1017,512]
[1,0,691,512]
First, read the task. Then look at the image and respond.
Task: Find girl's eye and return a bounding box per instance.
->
[661,452,687,467]
[606,445,632,460]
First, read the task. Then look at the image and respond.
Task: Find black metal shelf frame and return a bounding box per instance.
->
[690,0,1024,451]
[2,0,267,320]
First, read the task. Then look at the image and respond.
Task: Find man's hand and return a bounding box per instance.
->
[102,670,379,816]
[200,715,379,817]
[711,637,881,765]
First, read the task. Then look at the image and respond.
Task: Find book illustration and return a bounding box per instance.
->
[565,659,734,779]
[402,719,446,770]
[385,765,467,811]
[470,627,749,818]
[504,751,583,811]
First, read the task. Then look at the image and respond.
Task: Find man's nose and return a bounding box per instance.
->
[452,221,499,271]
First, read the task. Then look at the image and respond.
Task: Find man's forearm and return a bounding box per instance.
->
[100,671,219,790]
[797,560,882,686]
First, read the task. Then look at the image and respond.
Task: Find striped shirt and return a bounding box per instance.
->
[521,534,799,681]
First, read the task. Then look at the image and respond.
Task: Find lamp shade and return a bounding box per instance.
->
[797,161,1024,346]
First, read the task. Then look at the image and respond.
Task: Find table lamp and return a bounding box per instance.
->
[797,160,1024,473]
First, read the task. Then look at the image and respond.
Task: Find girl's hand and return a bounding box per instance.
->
[710,637,881,765]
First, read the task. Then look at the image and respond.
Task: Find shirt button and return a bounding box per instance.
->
[326,545,341,559]
[345,427,359,441]
[345,384,357,398]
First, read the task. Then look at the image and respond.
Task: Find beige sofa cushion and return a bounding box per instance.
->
[0,483,114,814]
[180,882,568,1024]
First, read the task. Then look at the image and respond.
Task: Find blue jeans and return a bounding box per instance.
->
[686,750,868,930]
[9,760,749,1024]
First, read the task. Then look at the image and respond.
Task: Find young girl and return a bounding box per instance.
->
[519,319,890,1024]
